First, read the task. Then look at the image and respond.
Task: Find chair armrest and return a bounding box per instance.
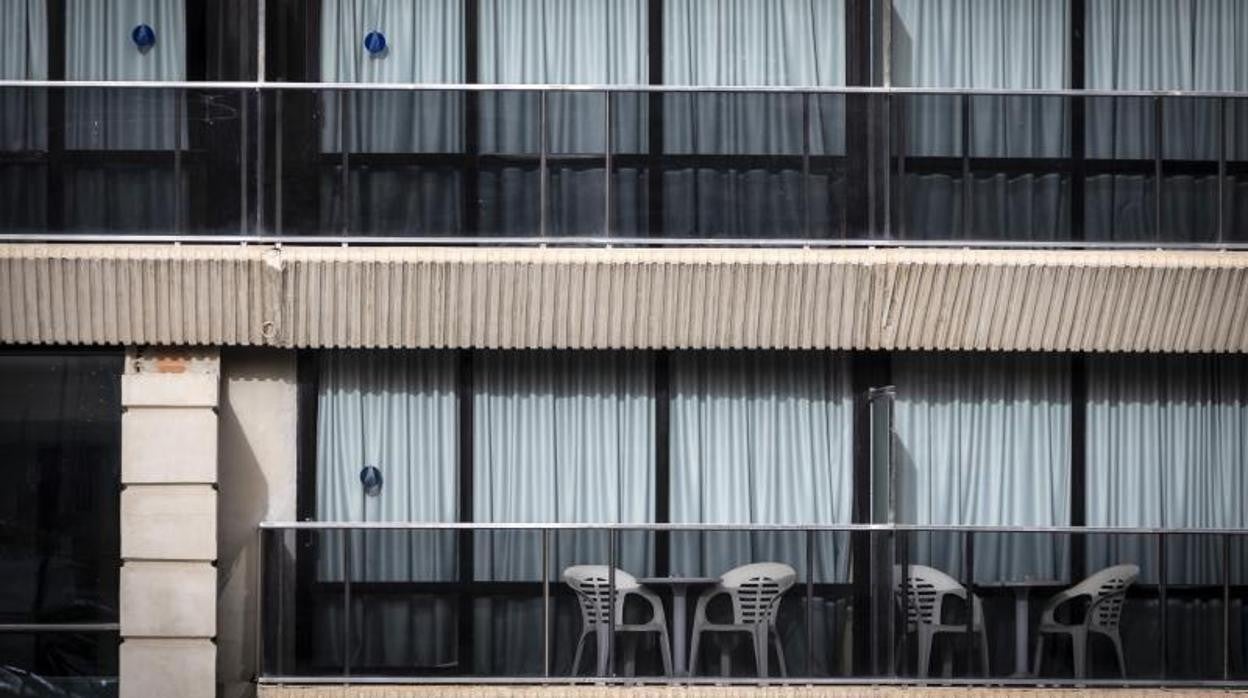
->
[692,584,728,625]
[634,587,668,625]
[1039,589,1088,625]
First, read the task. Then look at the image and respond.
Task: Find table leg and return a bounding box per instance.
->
[672,585,688,676]
[1014,588,1030,676]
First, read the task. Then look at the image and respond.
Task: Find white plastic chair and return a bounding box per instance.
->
[688,562,797,678]
[562,565,673,677]
[1033,563,1139,679]
[894,564,990,678]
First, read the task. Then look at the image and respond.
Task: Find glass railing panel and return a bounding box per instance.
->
[0,630,117,697]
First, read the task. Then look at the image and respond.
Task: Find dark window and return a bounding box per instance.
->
[0,352,122,696]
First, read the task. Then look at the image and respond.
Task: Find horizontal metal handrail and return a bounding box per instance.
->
[4,234,1248,251]
[260,521,1248,534]
[256,675,1248,687]
[0,623,119,633]
[3,79,1248,98]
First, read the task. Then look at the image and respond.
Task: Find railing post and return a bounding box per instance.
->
[604,90,613,238]
[542,527,551,678]
[1224,532,1231,681]
[1158,531,1167,680]
[607,527,617,678]
[806,528,815,676]
[342,528,351,679]
[539,89,549,237]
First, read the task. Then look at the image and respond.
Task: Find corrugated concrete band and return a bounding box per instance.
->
[2,244,1247,353]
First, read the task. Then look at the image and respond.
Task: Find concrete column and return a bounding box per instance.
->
[120,349,220,698]
[217,349,298,698]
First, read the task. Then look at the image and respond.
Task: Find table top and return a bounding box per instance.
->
[974,579,1063,588]
[638,576,718,586]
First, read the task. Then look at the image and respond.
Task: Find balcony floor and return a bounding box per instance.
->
[257,686,1240,698]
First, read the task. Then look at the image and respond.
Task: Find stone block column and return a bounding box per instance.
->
[119,349,220,698]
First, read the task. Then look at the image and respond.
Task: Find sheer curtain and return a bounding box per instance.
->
[663,0,845,238]
[670,351,852,582]
[893,353,1071,582]
[314,351,459,670]
[1085,0,1248,241]
[1,0,47,233]
[472,351,654,675]
[478,0,647,236]
[891,0,1070,240]
[1087,355,1248,584]
[64,0,186,232]
[319,0,464,235]
[1,0,46,151]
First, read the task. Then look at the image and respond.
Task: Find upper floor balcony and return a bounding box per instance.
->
[3,82,1248,248]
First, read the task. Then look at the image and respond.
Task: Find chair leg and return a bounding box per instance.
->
[1033,635,1046,677]
[1110,632,1127,679]
[719,641,732,678]
[1071,631,1087,680]
[772,630,789,677]
[595,627,611,677]
[917,628,934,679]
[689,629,701,676]
[622,635,637,678]
[752,627,770,679]
[571,631,588,676]
[978,626,990,676]
[657,630,674,677]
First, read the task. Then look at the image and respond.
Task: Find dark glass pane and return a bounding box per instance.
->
[0,631,118,697]
[0,353,121,627]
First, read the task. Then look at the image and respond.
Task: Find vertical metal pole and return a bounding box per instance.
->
[806,529,815,676]
[542,528,551,678]
[255,88,265,234]
[1224,533,1231,681]
[961,93,972,238]
[607,528,617,677]
[275,90,284,236]
[802,92,812,238]
[1218,97,1228,244]
[255,528,266,678]
[539,90,549,237]
[1154,96,1163,241]
[240,91,249,233]
[174,88,184,234]
[1158,531,1167,680]
[898,529,909,676]
[964,530,975,677]
[256,0,266,83]
[604,91,613,238]
[339,91,349,236]
[342,529,352,678]
[894,94,906,239]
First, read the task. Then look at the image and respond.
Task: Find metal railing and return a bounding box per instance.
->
[2,81,1248,248]
[258,521,1248,687]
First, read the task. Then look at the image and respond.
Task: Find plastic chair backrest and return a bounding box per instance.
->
[895,564,968,627]
[1060,563,1139,630]
[719,562,797,626]
[562,565,639,625]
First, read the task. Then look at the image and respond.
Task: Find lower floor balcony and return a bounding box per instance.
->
[258,523,1248,689]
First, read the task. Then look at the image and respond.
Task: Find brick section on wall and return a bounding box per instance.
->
[119,348,220,698]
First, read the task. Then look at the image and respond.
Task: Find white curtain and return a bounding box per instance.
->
[893,353,1071,582]
[662,0,844,238]
[472,351,654,675]
[318,0,465,236]
[65,0,185,150]
[315,351,459,670]
[1086,0,1248,240]
[1,0,47,151]
[320,0,464,153]
[1087,355,1248,585]
[891,0,1070,240]
[670,352,853,583]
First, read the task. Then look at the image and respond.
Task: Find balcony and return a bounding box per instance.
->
[258,522,1248,688]
[3,83,1248,247]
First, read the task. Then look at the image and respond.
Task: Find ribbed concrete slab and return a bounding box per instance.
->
[3,244,1247,353]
